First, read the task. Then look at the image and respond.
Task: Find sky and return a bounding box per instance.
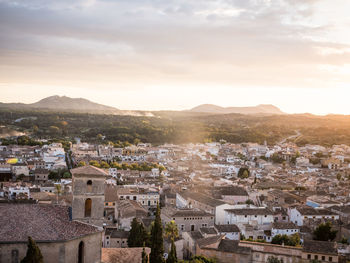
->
[0,0,350,114]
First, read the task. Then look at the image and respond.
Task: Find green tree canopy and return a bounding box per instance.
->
[313,222,337,241]
[150,204,164,263]
[21,236,44,263]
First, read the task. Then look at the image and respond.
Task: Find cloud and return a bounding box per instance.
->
[0,0,349,91]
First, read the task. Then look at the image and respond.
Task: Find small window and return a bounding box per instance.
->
[315,255,318,260]
[308,255,311,259]
[329,257,332,262]
[87,180,92,192]
[322,256,325,261]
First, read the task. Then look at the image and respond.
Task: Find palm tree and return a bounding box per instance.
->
[55,184,62,204]
[164,220,179,241]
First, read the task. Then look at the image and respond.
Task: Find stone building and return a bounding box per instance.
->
[0,203,102,263]
[71,165,107,226]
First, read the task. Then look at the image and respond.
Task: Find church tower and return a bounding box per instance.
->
[71,165,106,226]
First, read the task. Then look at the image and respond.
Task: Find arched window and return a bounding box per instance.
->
[85,198,92,217]
[11,249,19,263]
[78,241,84,263]
[87,180,92,192]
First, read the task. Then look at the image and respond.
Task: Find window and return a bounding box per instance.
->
[85,198,92,217]
[78,241,84,263]
[322,256,325,261]
[308,255,311,259]
[181,225,184,231]
[329,257,332,262]
[11,249,19,263]
[315,255,318,260]
[87,180,92,192]
[191,225,195,231]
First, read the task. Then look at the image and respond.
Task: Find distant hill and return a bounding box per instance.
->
[189,104,284,115]
[0,95,120,114]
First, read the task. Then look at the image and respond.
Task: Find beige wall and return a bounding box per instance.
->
[0,232,102,263]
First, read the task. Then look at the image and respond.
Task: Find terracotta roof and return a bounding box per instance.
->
[218,239,251,254]
[172,209,213,217]
[189,231,204,240]
[105,185,119,202]
[0,203,100,242]
[215,224,240,233]
[302,240,338,255]
[197,235,223,248]
[102,247,151,263]
[200,227,218,235]
[179,191,225,207]
[225,207,273,215]
[272,222,298,229]
[71,165,108,176]
[105,229,129,239]
[215,186,248,196]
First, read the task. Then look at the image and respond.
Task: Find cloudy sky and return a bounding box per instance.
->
[1,0,350,114]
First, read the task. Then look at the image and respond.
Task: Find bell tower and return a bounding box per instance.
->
[71,165,106,226]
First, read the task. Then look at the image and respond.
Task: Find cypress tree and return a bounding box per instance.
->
[142,244,148,263]
[150,204,164,263]
[128,218,141,247]
[166,238,177,263]
[21,236,44,263]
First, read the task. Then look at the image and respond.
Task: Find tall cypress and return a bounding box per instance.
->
[21,236,44,263]
[128,218,141,247]
[142,243,148,263]
[150,204,164,263]
[166,238,177,263]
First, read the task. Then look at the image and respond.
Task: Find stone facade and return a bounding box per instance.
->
[0,232,102,263]
[71,166,107,226]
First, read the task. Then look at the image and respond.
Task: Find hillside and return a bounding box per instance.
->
[0,95,120,114]
[189,104,284,115]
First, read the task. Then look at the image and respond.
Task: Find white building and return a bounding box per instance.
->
[271,222,299,237]
[289,206,339,226]
[224,207,274,226]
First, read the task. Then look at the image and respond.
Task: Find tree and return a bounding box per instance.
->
[336,173,342,181]
[267,256,283,263]
[245,199,254,205]
[313,222,337,241]
[271,234,300,246]
[164,221,179,241]
[55,184,62,204]
[142,244,149,263]
[89,160,100,168]
[62,171,72,178]
[167,238,177,263]
[150,204,164,263]
[185,256,216,263]
[128,218,150,247]
[77,161,86,167]
[237,167,250,179]
[21,236,44,263]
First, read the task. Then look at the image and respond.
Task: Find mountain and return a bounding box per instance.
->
[0,95,120,114]
[189,104,284,115]
[30,95,118,111]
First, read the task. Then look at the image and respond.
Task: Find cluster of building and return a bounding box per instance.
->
[1,140,350,263]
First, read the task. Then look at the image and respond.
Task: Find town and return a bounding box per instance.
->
[1,138,350,263]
